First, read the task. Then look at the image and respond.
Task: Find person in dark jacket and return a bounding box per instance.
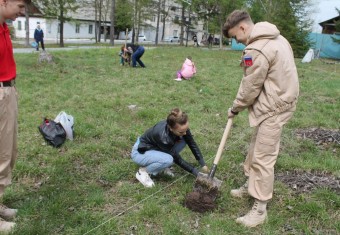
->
[131,108,209,187]
[124,43,145,68]
[192,34,199,47]
[34,24,45,51]
[208,34,213,48]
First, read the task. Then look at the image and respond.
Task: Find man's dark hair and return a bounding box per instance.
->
[222,10,252,38]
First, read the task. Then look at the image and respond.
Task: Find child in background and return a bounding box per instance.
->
[119,45,131,66]
[175,56,196,81]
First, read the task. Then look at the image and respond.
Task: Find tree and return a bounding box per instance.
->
[114,0,133,34]
[192,0,245,48]
[332,8,340,44]
[100,0,112,42]
[24,2,31,47]
[109,0,115,45]
[160,0,170,40]
[33,0,80,47]
[96,0,103,42]
[247,0,313,57]
[131,0,153,43]
[155,0,161,45]
[173,0,191,46]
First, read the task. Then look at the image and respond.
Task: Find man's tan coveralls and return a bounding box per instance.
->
[231,22,299,201]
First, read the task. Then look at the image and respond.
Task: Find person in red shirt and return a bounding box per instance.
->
[0,0,30,233]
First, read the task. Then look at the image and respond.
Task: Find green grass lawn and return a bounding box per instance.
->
[8,46,340,234]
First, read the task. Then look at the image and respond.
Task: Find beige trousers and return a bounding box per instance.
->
[0,86,18,197]
[243,111,294,201]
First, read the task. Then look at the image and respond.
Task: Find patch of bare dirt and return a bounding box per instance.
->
[184,187,219,213]
[295,128,340,151]
[276,171,340,194]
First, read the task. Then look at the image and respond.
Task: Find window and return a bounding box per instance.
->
[173,30,178,37]
[47,23,51,33]
[18,21,22,30]
[76,24,80,34]
[89,25,93,34]
[5,20,13,25]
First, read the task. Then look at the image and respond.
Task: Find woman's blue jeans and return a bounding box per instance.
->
[132,46,145,67]
[131,138,186,175]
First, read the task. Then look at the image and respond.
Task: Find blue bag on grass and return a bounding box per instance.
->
[31,42,38,48]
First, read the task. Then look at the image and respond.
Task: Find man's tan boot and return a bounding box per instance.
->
[0,218,15,234]
[230,180,248,198]
[0,204,17,220]
[236,199,267,227]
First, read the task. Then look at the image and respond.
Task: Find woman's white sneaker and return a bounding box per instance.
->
[0,218,15,234]
[136,168,155,188]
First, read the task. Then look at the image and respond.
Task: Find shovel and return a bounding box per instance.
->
[194,117,233,192]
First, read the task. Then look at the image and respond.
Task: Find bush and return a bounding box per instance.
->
[8,25,16,39]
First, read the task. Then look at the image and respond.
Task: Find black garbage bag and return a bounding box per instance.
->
[38,118,66,148]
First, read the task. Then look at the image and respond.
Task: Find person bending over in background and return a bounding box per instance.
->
[131,108,209,187]
[124,43,145,68]
[0,0,30,233]
[119,45,131,66]
[223,10,299,228]
[174,56,196,81]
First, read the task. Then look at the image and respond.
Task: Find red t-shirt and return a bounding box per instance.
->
[0,23,16,82]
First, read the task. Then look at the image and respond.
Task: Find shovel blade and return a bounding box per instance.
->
[195,172,223,190]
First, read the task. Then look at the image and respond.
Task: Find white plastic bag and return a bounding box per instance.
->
[54,111,74,140]
[301,48,314,63]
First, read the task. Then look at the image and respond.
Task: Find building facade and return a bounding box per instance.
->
[11,0,205,43]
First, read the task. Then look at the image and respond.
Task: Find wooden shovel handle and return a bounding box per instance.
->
[124,28,128,57]
[213,118,233,165]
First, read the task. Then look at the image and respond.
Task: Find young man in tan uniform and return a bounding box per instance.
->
[0,0,29,233]
[223,10,299,227]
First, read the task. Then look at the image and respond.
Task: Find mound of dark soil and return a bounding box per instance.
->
[184,187,219,213]
[276,171,340,194]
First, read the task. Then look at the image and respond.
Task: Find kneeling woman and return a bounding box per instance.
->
[131,108,209,187]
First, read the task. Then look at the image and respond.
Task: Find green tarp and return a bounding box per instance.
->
[230,33,340,60]
[309,33,340,60]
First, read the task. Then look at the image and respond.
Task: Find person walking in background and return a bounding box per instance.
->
[192,34,199,47]
[208,34,213,48]
[222,10,299,228]
[174,56,196,81]
[34,24,45,51]
[131,108,209,188]
[124,43,145,68]
[0,0,30,233]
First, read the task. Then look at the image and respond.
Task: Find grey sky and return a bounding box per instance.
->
[310,0,339,32]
